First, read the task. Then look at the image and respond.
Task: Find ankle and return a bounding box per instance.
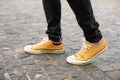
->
[52,41,62,45]
[93,38,103,45]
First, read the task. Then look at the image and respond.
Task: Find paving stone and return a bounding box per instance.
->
[0,52,6,80]
[33,54,52,67]
[45,65,93,80]
[92,71,112,80]
[107,71,120,80]
[20,58,35,65]
[15,53,30,59]
[64,47,73,55]
[28,72,49,80]
[79,64,112,80]
[100,57,116,64]
[47,54,65,64]
[110,63,120,70]
[97,64,114,72]
[65,66,93,80]
[50,75,68,80]
[10,74,28,80]
[14,48,24,54]
[44,65,65,76]
[48,54,72,67]
[33,54,50,61]
[0,0,120,80]
[25,65,41,72]
[36,60,52,68]
[92,58,107,65]
[3,55,22,68]
[7,67,25,76]
[0,64,6,80]
[1,47,11,51]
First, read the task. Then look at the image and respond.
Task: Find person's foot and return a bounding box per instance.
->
[66,38,108,65]
[24,37,64,54]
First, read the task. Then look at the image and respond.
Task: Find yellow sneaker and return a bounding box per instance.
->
[24,37,64,54]
[66,38,108,65]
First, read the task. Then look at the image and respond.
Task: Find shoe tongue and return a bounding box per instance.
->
[85,40,91,45]
[85,40,99,47]
[85,40,96,47]
[43,37,48,41]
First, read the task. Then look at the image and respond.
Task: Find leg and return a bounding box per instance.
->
[24,0,65,54]
[43,0,62,42]
[66,0,108,65]
[67,0,102,42]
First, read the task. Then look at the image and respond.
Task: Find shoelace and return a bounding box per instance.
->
[75,40,91,57]
[35,37,49,45]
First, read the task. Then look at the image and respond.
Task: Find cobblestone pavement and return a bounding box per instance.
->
[0,0,120,80]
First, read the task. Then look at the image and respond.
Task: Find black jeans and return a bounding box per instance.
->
[43,0,102,42]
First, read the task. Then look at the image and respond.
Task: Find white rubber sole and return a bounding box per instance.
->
[24,45,65,54]
[66,46,108,65]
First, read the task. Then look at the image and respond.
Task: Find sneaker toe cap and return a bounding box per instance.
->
[66,55,89,65]
[24,45,32,52]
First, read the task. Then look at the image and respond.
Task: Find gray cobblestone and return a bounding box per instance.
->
[7,67,25,76]
[2,50,22,67]
[110,63,120,70]
[107,71,120,80]
[44,65,65,76]
[20,58,35,65]
[50,75,67,80]
[0,64,6,80]
[79,64,112,80]
[15,53,30,59]
[92,71,112,80]
[97,64,114,72]
[25,65,41,72]
[10,74,28,80]
[33,54,52,67]
[28,72,49,80]
[0,0,120,80]
[0,51,6,80]
[36,60,52,68]
[33,54,50,61]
